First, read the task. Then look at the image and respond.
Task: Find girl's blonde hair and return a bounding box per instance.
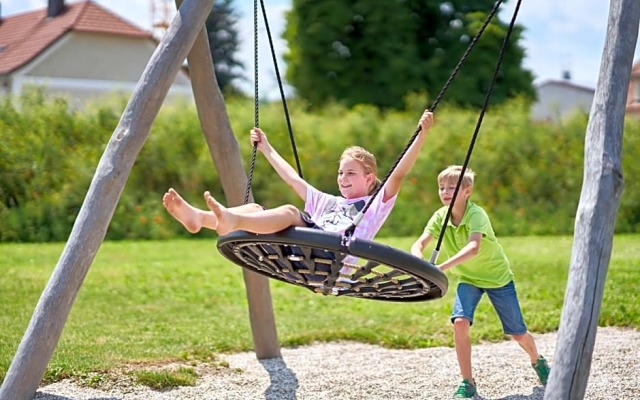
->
[340,146,382,195]
[438,165,476,188]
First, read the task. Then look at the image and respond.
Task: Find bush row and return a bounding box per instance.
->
[1,88,639,242]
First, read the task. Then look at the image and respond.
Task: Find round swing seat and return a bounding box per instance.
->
[217,227,448,302]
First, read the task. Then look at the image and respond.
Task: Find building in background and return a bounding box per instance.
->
[531,77,595,122]
[626,60,640,117]
[0,0,192,107]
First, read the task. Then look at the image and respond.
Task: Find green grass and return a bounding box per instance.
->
[1,235,639,387]
[134,367,198,389]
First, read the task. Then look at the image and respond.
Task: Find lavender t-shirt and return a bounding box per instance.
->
[304,185,397,241]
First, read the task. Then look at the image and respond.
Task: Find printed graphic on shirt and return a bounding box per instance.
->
[316,199,365,233]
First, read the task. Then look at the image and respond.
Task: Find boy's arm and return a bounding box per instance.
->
[437,232,482,271]
[382,110,433,202]
[252,128,309,201]
[411,231,433,259]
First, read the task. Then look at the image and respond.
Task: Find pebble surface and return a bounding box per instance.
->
[34,326,640,400]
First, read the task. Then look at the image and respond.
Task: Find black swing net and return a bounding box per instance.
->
[217,0,519,301]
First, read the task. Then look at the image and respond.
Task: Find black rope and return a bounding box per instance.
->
[244,0,260,204]
[343,0,504,240]
[259,0,303,179]
[244,0,304,205]
[429,0,504,113]
[431,0,523,263]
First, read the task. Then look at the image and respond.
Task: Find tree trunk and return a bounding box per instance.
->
[0,1,214,399]
[544,0,639,398]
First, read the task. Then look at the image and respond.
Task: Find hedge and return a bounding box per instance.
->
[1,87,638,242]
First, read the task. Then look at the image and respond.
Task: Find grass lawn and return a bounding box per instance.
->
[1,234,638,384]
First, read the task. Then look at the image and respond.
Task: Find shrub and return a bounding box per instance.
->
[1,88,638,242]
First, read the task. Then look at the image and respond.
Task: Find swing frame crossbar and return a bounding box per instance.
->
[218,227,448,302]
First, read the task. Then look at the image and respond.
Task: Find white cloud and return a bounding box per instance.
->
[502,0,640,86]
[236,4,292,99]
[1,0,156,29]
[510,0,606,30]
[2,0,42,12]
[101,0,158,30]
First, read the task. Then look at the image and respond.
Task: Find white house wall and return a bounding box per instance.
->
[532,83,594,122]
[11,31,193,105]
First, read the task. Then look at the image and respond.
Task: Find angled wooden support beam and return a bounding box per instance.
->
[544,0,640,399]
[0,1,214,399]
[175,0,280,359]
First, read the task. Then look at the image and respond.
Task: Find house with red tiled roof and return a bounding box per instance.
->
[0,0,192,105]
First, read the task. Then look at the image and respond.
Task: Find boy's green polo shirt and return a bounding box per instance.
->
[425,201,513,288]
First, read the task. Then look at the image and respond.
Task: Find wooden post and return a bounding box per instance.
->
[176,0,281,359]
[0,1,214,399]
[544,0,640,398]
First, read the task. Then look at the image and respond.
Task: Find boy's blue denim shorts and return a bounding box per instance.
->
[451,280,528,335]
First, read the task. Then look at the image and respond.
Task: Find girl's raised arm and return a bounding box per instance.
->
[252,128,310,201]
[382,110,433,202]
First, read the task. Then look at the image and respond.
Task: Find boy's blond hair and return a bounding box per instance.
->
[438,165,476,189]
[340,146,382,195]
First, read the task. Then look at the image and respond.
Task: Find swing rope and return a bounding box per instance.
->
[217,0,522,301]
[243,0,260,204]
[244,0,303,205]
[258,0,303,179]
[244,0,507,235]
[430,0,523,263]
[343,0,506,240]
[245,0,522,238]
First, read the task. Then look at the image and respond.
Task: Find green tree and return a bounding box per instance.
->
[283,0,423,109]
[205,0,245,93]
[283,0,534,109]
[411,1,535,107]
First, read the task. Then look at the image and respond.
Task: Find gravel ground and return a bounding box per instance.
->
[34,326,639,400]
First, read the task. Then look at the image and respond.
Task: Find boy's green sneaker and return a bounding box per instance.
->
[533,356,550,385]
[453,379,477,398]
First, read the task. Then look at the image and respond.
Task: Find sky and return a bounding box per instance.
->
[3,0,640,98]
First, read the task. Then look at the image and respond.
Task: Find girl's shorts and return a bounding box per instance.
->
[299,211,322,230]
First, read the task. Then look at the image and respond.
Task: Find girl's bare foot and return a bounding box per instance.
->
[162,188,204,233]
[204,191,238,236]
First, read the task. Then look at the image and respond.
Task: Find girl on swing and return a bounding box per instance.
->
[163,109,433,241]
